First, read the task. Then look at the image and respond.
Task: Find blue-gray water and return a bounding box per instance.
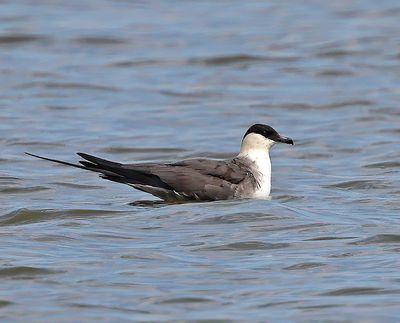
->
[1,1,400,321]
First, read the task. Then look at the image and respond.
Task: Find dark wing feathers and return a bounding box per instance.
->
[76,153,174,190]
[170,159,248,184]
[27,153,248,200]
[134,166,233,196]
[123,158,248,200]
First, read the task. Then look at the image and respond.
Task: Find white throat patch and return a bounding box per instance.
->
[238,133,273,198]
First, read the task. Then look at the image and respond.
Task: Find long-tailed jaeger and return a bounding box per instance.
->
[26,124,293,201]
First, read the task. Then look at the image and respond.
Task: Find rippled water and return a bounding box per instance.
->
[1,1,400,321]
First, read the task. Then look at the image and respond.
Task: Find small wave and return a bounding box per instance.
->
[320,287,399,296]
[364,161,400,169]
[284,262,326,270]
[252,100,373,110]
[157,297,214,304]
[322,100,374,109]
[0,34,50,45]
[0,300,13,307]
[0,266,60,278]
[44,105,79,111]
[110,55,299,68]
[254,222,330,233]
[296,153,333,159]
[317,69,354,77]
[328,251,361,258]
[274,195,304,203]
[368,7,400,18]
[197,240,290,251]
[0,176,21,181]
[0,186,50,194]
[315,49,376,58]
[108,59,179,67]
[33,234,76,242]
[72,36,128,45]
[51,182,103,189]
[380,128,400,134]
[325,180,391,190]
[370,107,400,116]
[86,233,137,240]
[297,304,342,309]
[257,301,298,308]
[0,175,21,183]
[306,236,357,241]
[189,54,299,65]
[16,81,119,92]
[191,212,279,225]
[350,234,400,245]
[159,89,222,98]
[0,158,11,164]
[6,139,64,147]
[0,208,124,226]
[250,103,314,110]
[68,302,151,315]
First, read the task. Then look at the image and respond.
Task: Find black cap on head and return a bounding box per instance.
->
[243,124,294,145]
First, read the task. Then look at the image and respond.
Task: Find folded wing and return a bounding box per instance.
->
[27,152,250,201]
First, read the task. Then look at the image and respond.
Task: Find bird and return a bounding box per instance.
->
[26,124,293,202]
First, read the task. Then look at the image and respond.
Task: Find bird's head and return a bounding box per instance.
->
[240,124,294,154]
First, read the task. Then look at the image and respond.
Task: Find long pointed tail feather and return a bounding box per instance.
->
[25,152,125,179]
[25,152,88,171]
[26,152,173,191]
[77,152,122,168]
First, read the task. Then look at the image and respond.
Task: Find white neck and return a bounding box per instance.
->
[238,133,274,198]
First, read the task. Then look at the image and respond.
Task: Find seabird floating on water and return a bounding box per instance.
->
[26,124,293,201]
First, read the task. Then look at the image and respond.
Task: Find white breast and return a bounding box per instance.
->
[238,133,274,199]
[248,152,271,198]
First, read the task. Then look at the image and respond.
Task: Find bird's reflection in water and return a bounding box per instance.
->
[128,200,172,208]
[128,199,204,208]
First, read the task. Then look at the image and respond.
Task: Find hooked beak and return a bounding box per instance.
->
[275,135,294,145]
